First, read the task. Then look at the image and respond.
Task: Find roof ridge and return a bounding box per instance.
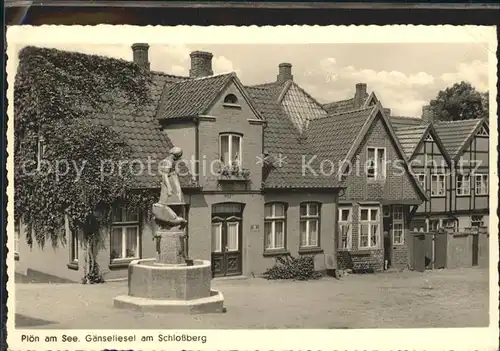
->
[174,72,234,83]
[316,105,375,120]
[323,97,354,107]
[151,70,191,80]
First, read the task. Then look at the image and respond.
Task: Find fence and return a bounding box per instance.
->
[409,226,488,272]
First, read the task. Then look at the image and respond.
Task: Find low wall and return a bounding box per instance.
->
[446,227,488,269]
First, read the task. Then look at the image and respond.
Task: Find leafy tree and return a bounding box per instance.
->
[14,46,158,283]
[430,81,488,121]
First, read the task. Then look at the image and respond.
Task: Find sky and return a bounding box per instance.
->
[13,41,489,117]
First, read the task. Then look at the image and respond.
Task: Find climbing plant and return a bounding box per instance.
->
[14,46,158,283]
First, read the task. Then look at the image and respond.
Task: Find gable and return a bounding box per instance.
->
[412,128,449,168]
[207,79,261,121]
[340,113,421,201]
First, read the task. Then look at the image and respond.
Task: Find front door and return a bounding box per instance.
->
[211,203,243,277]
[382,206,392,269]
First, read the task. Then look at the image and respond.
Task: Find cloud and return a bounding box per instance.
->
[309,57,489,116]
[440,60,488,92]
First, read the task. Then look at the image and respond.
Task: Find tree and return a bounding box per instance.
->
[430,81,488,121]
[14,46,158,283]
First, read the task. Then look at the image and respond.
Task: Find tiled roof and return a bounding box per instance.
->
[92,71,198,189]
[307,107,375,177]
[393,125,429,159]
[246,83,339,188]
[390,116,426,128]
[433,119,484,159]
[322,98,355,114]
[156,73,234,120]
[280,82,328,133]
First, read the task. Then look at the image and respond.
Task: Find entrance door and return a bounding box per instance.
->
[211,203,243,277]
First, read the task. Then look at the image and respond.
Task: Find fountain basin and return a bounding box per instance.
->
[113,258,225,314]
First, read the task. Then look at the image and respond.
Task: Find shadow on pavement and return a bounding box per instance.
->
[15,271,77,284]
[15,314,57,328]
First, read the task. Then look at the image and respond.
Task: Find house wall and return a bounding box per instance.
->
[338,113,421,271]
[198,82,264,192]
[16,214,157,282]
[264,192,338,272]
[411,124,489,233]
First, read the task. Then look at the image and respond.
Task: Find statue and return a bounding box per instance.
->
[152,146,188,262]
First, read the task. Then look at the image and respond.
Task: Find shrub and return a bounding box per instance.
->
[262,255,322,281]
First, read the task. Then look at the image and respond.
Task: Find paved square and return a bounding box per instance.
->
[15,267,489,329]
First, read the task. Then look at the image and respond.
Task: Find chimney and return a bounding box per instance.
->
[422,105,437,123]
[189,51,213,78]
[131,43,150,70]
[277,63,293,83]
[354,83,368,108]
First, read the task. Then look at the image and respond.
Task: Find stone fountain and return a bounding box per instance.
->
[113,147,225,314]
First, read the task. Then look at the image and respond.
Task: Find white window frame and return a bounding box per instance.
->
[456,174,471,196]
[338,207,352,250]
[425,134,434,142]
[211,222,222,253]
[392,205,405,245]
[37,136,45,164]
[366,147,386,180]
[219,133,242,167]
[110,206,140,262]
[299,202,320,248]
[264,203,286,250]
[70,229,79,263]
[416,173,426,190]
[475,174,488,195]
[226,220,240,252]
[431,173,446,197]
[358,206,381,249]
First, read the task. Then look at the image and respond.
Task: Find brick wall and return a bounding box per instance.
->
[199,81,263,192]
[337,114,420,271]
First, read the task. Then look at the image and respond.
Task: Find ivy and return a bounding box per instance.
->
[14,46,159,281]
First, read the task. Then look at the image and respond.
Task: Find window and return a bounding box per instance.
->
[471,215,484,228]
[431,173,445,197]
[416,173,426,190]
[299,203,320,248]
[428,219,441,231]
[110,206,140,261]
[14,218,20,259]
[475,174,488,195]
[456,174,471,196]
[424,134,434,142]
[211,222,222,252]
[338,208,352,249]
[264,203,286,250]
[70,229,79,263]
[359,206,380,249]
[37,136,45,164]
[223,93,238,104]
[367,147,386,180]
[392,205,405,245]
[220,133,242,167]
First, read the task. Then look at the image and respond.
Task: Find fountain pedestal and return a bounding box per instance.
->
[113,229,224,314]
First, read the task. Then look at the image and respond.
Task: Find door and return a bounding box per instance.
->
[211,203,243,277]
[472,234,479,266]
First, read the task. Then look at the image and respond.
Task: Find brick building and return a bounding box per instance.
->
[16,44,483,281]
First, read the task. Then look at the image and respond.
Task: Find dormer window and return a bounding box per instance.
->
[220,133,242,167]
[224,94,238,104]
